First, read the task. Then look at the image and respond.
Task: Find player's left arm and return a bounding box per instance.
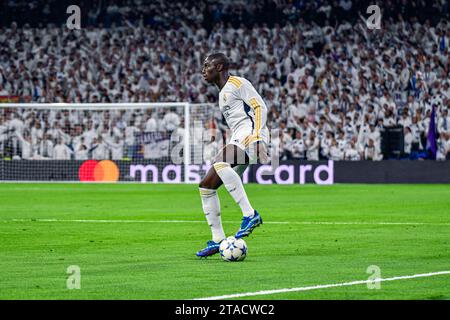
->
[238,82,269,163]
[239,83,265,142]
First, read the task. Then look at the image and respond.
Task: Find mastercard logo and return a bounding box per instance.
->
[79,160,120,182]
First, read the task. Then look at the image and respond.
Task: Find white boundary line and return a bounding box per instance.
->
[194,271,450,300]
[1,218,448,299]
[1,218,450,226]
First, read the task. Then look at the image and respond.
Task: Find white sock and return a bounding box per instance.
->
[199,188,226,243]
[213,162,255,217]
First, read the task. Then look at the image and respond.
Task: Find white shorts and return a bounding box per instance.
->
[228,126,269,161]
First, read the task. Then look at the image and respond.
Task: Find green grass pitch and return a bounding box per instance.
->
[0,183,449,300]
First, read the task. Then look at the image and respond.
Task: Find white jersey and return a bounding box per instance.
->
[218,76,269,150]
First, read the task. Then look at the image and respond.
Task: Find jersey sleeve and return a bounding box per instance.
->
[236,80,265,140]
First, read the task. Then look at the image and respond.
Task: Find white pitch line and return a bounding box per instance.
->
[2,218,450,226]
[195,271,450,300]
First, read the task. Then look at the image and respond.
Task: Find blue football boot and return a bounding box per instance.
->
[235,210,263,239]
[196,240,222,258]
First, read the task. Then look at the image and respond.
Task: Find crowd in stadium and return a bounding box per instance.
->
[0,0,450,161]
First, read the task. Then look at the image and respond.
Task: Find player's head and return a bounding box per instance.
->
[202,52,229,83]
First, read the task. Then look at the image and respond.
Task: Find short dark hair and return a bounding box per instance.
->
[207,52,230,70]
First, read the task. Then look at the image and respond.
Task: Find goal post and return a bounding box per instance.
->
[0,102,221,183]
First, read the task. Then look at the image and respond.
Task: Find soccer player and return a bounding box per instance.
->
[196,53,269,258]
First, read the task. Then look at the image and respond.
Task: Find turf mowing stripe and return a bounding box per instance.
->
[2,219,450,226]
[194,271,450,300]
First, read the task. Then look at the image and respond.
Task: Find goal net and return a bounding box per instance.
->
[0,102,226,183]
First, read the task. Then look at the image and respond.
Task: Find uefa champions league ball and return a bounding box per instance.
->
[219,236,247,262]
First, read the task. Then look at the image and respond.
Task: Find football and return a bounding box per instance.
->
[219,236,248,262]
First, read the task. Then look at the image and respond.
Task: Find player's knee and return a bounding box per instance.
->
[199,179,216,190]
[199,167,223,189]
[198,180,208,189]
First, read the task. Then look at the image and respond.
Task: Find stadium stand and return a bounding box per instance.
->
[0,0,449,161]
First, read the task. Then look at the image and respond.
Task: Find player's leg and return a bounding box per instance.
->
[196,166,226,258]
[212,144,255,216]
[199,168,225,242]
[196,146,251,256]
[211,144,262,239]
[196,143,263,257]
